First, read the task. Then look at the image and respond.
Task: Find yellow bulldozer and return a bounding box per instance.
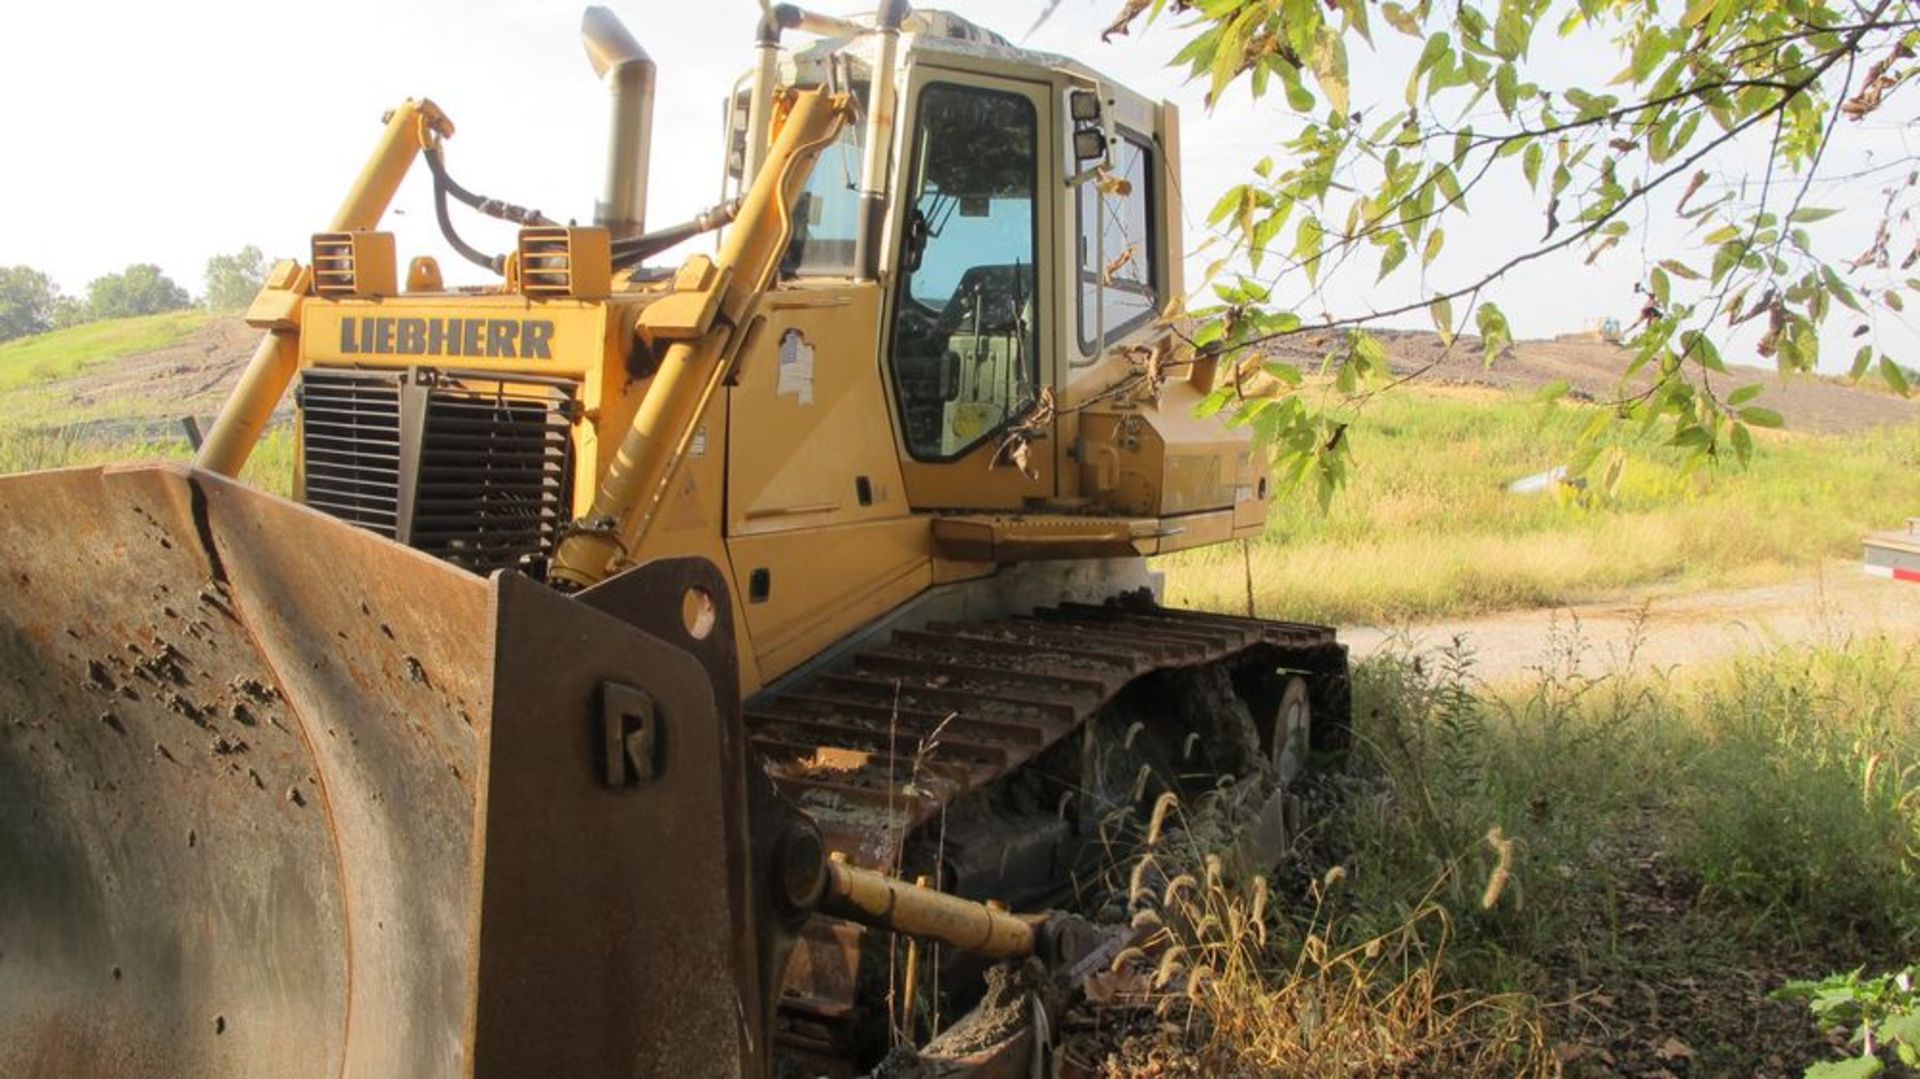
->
[0,5,1348,1076]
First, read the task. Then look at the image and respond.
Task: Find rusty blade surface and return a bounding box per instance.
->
[471,568,763,1079]
[0,466,770,1079]
[0,463,491,1078]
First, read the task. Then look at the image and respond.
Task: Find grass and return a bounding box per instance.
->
[1091,634,1920,1075]
[1160,388,1920,625]
[0,424,295,496]
[0,311,205,392]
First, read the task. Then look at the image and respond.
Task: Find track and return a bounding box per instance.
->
[750,597,1345,870]
[749,593,1348,1070]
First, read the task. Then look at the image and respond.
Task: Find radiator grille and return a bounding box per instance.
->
[412,381,574,571]
[299,369,404,537]
[298,367,577,575]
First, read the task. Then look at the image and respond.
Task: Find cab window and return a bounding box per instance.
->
[783,105,864,276]
[889,84,1039,461]
[1075,133,1157,359]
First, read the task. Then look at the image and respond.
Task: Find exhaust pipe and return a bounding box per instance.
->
[582,6,655,240]
[853,0,910,281]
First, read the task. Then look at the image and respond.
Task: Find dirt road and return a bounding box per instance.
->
[1342,562,1919,683]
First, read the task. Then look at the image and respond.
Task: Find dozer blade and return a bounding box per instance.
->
[0,463,767,1078]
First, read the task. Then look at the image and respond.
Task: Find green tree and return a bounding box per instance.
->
[50,294,92,330]
[203,246,267,313]
[0,265,60,342]
[85,264,191,320]
[1110,0,1919,505]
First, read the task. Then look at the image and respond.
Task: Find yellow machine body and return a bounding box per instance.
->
[216,30,1270,698]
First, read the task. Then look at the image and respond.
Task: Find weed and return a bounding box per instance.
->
[1675,643,1920,950]
[1775,965,1920,1076]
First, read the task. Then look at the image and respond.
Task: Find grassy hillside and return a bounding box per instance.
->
[1161,387,1918,625]
[0,311,206,391]
[0,313,290,492]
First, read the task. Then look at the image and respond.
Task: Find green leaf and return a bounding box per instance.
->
[1352,330,1389,378]
[1195,387,1233,419]
[1430,295,1455,342]
[1523,142,1544,190]
[1883,355,1912,397]
[1788,206,1841,223]
[1378,237,1409,280]
[1563,416,1606,465]
[1263,361,1304,386]
[1850,344,1875,380]
[1804,1057,1884,1079]
[1285,74,1316,112]
[1659,258,1703,281]
[1310,32,1352,116]
[1727,383,1763,406]
[1207,184,1248,227]
[1602,449,1626,498]
[1341,0,1373,46]
[1880,1012,1920,1047]
[1416,31,1451,72]
[1476,300,1513,365]
[1334,355,1358,395]
[1423,228,1446,267]
[1493,0,1530,60]
[1671,424,1712,449]
[1822,265,1864,312]
[1730,421,1753,465]
[1738,406,1783,428]
[1495,63,1518,114]
[1295,217,1326,282]
[1381,2,1422,35]
[1680,0,1719,29]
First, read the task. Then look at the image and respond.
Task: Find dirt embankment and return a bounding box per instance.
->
[59,317,258,420]
[1258,328,1919,436]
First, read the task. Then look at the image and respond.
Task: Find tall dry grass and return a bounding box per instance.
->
[1071,632,1919,1075]
[1083,791,1557,1077]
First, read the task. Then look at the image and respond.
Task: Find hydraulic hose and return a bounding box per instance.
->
[610,199,743,268]
[422,145,554,274]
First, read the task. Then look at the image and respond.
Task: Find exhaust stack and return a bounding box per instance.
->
[582,6,655,240]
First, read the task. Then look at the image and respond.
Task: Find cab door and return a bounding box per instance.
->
[883,71,1057,510]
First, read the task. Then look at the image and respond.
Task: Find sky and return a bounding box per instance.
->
[3,0,1914,369]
